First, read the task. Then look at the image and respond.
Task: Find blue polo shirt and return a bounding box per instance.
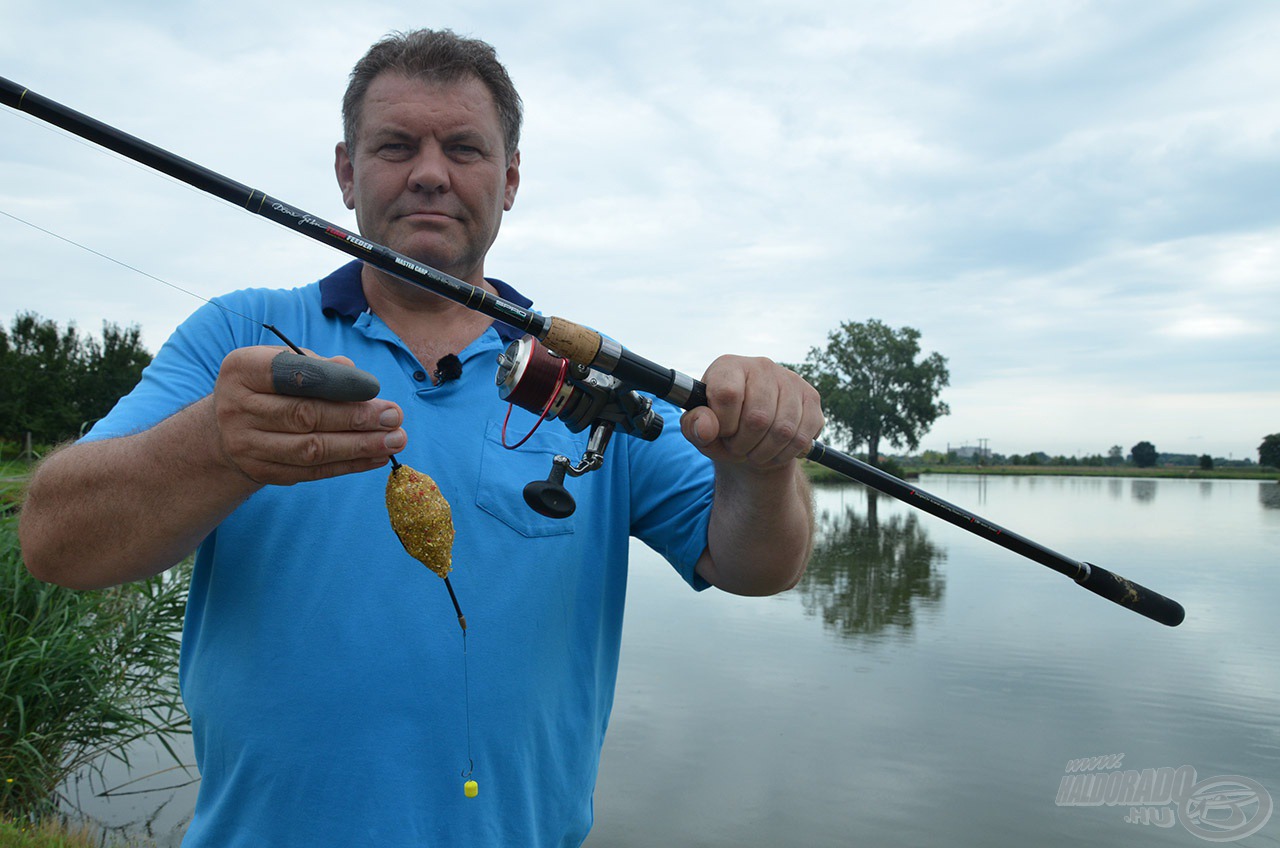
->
[84,262,715,847]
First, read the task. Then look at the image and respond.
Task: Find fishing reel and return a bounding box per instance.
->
[495,336,664,519]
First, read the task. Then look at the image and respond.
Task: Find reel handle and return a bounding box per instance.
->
[522,456,576,519]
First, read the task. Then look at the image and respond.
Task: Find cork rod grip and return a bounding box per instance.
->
[542,317,603,367]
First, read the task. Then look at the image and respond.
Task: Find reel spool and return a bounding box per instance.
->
[495,336,664,518]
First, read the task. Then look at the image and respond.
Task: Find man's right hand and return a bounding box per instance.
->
[213,346,405,486]
[19,346,406,589]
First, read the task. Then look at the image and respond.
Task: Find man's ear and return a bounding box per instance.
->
[335,142,356,210]
[503,150,520,211]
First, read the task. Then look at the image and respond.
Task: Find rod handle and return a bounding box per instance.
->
[543,317,602,368]
[687,379,708,410]
[1075,562,1185,627]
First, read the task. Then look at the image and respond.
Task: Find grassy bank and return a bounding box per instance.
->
[914,464,1279,481]
[801,460,1279,483]
[0,818,124,848]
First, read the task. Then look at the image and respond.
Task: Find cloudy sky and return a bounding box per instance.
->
[2,1,1276,460]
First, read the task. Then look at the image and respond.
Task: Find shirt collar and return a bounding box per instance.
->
[319,260,534,344]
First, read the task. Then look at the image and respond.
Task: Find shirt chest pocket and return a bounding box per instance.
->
[475,421,582,537]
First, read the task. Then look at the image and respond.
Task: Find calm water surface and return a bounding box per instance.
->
[70,476,1280,846]
[588,476,1280,847]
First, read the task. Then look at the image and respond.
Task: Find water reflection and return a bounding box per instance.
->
[1260,483,1280,510]
[1131,479,1157,503]
[797,490,946,643]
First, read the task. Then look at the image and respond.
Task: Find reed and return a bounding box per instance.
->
[0,486,190,821]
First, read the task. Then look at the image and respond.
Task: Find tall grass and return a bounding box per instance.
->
[0,816,109,847]
[0,484,190,822]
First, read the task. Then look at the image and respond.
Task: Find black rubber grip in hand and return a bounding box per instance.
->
[1076,562,1185,627]
[687,379,708,411]
[270,352,380,402]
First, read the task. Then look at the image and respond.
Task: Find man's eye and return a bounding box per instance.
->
[449,145,482,159]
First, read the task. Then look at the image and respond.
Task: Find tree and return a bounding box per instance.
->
[0,313,151,446]
[1199,454,1213,470]
[1131,441,1158,468]
[791,320,949,466]
[1107,445,1124,466]
[75,322,153,432]
[1260,434,1280,469]
[0,313,84,444]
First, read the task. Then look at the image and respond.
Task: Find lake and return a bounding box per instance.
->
[68,475,1280,846]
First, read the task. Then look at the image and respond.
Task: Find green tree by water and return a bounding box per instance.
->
[1131,441,1158,468]
[790,320,949,466]
[0,314,151,447]
[1260,434,1280,469]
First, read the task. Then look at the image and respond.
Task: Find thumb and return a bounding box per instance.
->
[680,407,720,449]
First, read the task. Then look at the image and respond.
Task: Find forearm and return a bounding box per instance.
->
[695,461,814,596]
[19,397,260,589]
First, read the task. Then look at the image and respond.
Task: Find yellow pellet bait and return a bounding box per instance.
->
[464,779,479,798]
[386,464,455,578]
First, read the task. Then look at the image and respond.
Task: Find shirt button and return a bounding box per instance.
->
[413,370,427,382]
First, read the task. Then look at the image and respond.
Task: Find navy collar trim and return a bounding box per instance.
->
[319,260,533,344]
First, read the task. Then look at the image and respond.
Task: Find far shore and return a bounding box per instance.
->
[802,461,1279,483]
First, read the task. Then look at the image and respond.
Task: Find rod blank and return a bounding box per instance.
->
[0,76,1185,627]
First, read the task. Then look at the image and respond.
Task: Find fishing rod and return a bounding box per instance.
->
[0,77,1185,628]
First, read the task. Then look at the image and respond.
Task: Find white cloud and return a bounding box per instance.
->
[1158,313,1266,340]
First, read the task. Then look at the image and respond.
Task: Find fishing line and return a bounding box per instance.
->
[439,538,476,791]
[461,628,475,782]
[0,207,306,354]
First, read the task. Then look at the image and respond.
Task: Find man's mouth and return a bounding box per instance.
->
[399,209,457,223]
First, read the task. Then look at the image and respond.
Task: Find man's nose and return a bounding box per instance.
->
[408,146,450,194]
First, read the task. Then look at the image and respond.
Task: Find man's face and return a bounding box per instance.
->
[335,73,519,286]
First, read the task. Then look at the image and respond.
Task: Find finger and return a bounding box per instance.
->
[270,352,380,402]
[240,454,395,486]
[745,378,803,467]
[800,389,825,451]
[222,346,380,402]
[724,367,780,461]
[700,357,748,440]
[221,424,407,485]
[250,426,407,469]
[231,388,402,435]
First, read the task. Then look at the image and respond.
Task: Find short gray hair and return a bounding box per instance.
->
[342,29,523,161]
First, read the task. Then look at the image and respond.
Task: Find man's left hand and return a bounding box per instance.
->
[679,355,824,470]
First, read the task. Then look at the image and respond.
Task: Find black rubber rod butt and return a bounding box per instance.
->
[1074,562,1185,627]
[806,441,1185,627]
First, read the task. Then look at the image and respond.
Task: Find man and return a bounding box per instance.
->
[20,29,822,846]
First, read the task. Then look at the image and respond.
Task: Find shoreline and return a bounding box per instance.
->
[802,461,1279,483]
